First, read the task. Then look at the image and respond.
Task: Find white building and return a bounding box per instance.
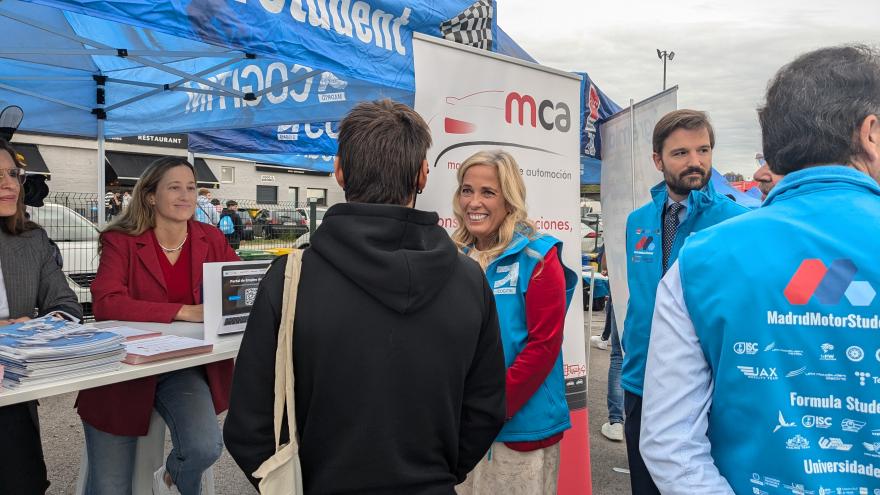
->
[12,132,344,207]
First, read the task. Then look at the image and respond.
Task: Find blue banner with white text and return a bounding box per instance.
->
[27,0,480,92]
[575,71,621,160]
[189,121,339,155]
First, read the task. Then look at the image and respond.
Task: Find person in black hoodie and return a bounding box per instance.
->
[224,99,507,495]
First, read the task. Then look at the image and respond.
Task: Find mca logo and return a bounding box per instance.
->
[634,236,655,252]
[784,259,876,306]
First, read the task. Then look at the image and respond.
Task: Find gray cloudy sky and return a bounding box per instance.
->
[498,0,880,178]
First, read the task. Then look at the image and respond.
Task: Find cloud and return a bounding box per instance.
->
[498,0,880,177]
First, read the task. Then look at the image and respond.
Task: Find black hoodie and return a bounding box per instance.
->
[224,203,506,495]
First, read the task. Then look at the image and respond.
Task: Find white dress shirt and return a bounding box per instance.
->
[640,260,735,494]
[665,197,689,225]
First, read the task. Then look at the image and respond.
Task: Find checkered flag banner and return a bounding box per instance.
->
[439,0,494,51]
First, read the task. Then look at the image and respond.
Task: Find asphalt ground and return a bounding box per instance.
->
[38,309,628,494]
[585,309,632,495]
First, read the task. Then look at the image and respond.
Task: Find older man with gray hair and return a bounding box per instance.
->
[640,44,880,494]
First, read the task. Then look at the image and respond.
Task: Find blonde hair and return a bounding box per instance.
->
[452,150,537,269]
[100,157,195,253]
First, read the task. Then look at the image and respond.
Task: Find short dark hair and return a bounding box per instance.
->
[652,109,715,154]
[336,99,432,205]
[226,200,238,207]
[759,45,880,175]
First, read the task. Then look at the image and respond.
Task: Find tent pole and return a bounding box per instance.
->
[629,98,636,211]
[97,120,106,229]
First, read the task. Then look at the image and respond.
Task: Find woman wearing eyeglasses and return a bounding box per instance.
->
[0,139,82,495]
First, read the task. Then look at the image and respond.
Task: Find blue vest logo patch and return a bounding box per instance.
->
[493,262,519,295]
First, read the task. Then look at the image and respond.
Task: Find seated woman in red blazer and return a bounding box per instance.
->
[79,157,238,495]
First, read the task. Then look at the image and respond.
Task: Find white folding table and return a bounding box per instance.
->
[0,321,243,495]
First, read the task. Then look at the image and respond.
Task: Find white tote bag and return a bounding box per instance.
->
[252,251,305,495]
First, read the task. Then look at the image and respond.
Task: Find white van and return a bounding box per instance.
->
[27,203,100,317]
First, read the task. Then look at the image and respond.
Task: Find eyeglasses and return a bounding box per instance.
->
[0,168,26,185]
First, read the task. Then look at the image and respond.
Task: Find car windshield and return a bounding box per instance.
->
[28,204,99,242]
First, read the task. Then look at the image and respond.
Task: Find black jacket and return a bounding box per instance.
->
[224,203,506,495]
[219,208,243,237]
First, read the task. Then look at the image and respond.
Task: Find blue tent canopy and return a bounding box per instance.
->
[221,152,336,174]
[189,121,339,156]
[580,156,601,185]
[495,26,536,63]
[745,187,763,200]
[574,72,621,185]
[710,169,761,208]
[28,0,482,94]
[187,17,532,162]
[1,1,498,186]
[0,0,421,137]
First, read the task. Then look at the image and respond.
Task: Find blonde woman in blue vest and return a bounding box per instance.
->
[452,150,577,494]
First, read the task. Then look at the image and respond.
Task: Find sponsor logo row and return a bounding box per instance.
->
[734,342,880,364]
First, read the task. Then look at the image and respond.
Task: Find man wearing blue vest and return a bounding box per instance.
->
[620,109,749,493]
[641,45,880,494]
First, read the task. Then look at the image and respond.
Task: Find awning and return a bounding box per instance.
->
[105,151,219,189]
[12,143,51,178]
[193,158,220,189]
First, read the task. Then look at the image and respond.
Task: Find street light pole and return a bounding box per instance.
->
[656,49,675,90]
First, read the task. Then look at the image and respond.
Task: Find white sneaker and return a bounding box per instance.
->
[590,335,609,350]
[601,422,624,441]
[153,466,181,495]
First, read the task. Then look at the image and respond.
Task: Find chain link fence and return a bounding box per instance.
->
[28,192,318,319]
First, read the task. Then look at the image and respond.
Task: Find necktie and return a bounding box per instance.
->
[662,202,684,273]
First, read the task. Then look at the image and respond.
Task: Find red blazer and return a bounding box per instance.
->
[78,220,239,436]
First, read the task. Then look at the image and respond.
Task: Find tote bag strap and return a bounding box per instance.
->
[272,250,303,451]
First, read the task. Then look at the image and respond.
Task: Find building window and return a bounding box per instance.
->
[220,166,234,183]
[256,185,278,204]
[306,188,327,206]
[288,186,299,205]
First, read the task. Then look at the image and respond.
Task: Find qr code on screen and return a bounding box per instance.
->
[244,287,259,306]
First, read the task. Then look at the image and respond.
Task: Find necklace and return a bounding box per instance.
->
[157,233,188,253]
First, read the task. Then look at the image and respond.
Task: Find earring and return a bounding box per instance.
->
[417,189,423,194]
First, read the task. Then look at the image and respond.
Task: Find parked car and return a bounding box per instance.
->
[581,222,604,253]
[252,208,309,239]
[312,207,328,227]
[236,210,254,240]
[582,212,603,232]
[26,203,100,317]
[294,231,311,249]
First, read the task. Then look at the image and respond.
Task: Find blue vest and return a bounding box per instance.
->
[622,180,748,395]
[474,232,578,441]
[679,166,880,493]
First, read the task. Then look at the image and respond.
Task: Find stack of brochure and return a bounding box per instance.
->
[0,315,125,388]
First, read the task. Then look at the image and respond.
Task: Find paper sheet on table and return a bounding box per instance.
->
[101,326,162,341]
[124,336,210,357]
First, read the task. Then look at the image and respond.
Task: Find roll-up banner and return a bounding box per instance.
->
[413,34,589,495]
[599,88,677,331]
